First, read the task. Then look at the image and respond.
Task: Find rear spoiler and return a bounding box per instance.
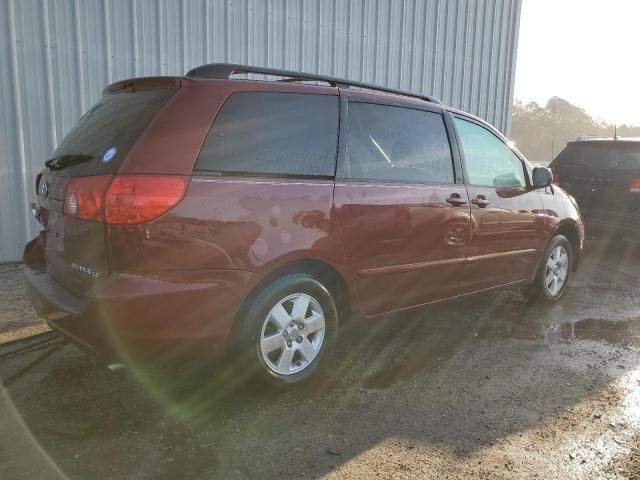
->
[103,77,182,96]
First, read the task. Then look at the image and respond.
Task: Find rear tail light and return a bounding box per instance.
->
[552,169,560,185]
[105,175,187,225]
[64,175,113,221]
[630,178,640,193]
[63,175,187,224]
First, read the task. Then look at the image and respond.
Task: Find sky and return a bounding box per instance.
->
[515,0,640,126]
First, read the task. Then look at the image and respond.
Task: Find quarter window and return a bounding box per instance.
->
[196,92,339,177]
[346,103,455,183]
[454,117,526,188]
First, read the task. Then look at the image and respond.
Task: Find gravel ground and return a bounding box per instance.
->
[1,241,640,479]
[0,264,49,343]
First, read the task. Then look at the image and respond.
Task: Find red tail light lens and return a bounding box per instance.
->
[105,175,187,225]
[63,175,187,224]
[552,169,560,185]
[630,178,640,193]
[64,175,113,221]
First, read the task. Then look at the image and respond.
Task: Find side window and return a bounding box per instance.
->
[196,92,338,177]
[454,117,527,188]
[346,102,455,183]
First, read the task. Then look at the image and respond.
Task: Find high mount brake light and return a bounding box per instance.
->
[552,169,560,186]
[63,175,187,224]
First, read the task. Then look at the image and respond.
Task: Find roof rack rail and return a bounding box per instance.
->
[186,63,443,105]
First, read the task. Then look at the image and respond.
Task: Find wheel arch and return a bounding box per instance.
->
[228,256,354,351]
[259,258,351,319]
[551,220,582,272]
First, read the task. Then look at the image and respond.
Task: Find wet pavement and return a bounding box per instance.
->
[1,240,640,479]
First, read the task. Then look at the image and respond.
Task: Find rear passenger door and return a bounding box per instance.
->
[334,98,470,317]
[451,115,546,292]
[174,91,344,275]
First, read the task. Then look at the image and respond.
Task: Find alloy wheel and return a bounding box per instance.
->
[544,245,569,296]
[259,293,326,375]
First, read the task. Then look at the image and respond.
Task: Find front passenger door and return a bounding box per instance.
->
[452,116,546,292]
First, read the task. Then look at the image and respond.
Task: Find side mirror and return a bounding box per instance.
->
[493,172,523,188]
[532,166,553,189]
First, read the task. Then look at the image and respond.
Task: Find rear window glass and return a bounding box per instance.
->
[195,92,339,177]
[46,89,174,176]
[346,102,454,183]
[556,143,640,170]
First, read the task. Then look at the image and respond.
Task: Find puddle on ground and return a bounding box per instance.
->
[360,317,640,389]
[473,314,640,349]
[560,318,640,347]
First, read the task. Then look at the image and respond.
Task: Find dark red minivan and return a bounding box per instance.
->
[24,64,584,384]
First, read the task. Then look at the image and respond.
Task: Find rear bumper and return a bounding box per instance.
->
[23,237,263,363]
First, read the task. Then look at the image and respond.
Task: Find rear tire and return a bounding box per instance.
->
[234,273,338,386]
[522,234,573,302]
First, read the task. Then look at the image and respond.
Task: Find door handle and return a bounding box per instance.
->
[471,195,491,208]
[446,193,468,206]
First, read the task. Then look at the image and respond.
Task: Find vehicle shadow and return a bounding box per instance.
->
[1,241,640,479]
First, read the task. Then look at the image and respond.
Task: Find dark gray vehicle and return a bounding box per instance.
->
[550,138,640,239]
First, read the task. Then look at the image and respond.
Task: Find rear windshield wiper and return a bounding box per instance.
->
[45,154,94,171]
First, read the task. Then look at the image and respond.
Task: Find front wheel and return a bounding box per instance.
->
[236,274,338,385]
[522,235,573,302]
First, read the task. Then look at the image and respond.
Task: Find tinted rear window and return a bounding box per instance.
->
[195,92,339,177]
[46,89,174,176]
[346,102,454,183]
[555,142,640,170]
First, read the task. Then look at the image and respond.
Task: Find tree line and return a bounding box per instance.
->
[511,97,640,163]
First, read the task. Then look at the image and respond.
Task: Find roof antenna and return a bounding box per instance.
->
[614,123,619,140]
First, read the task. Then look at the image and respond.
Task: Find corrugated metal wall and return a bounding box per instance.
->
[0,0,522,262]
